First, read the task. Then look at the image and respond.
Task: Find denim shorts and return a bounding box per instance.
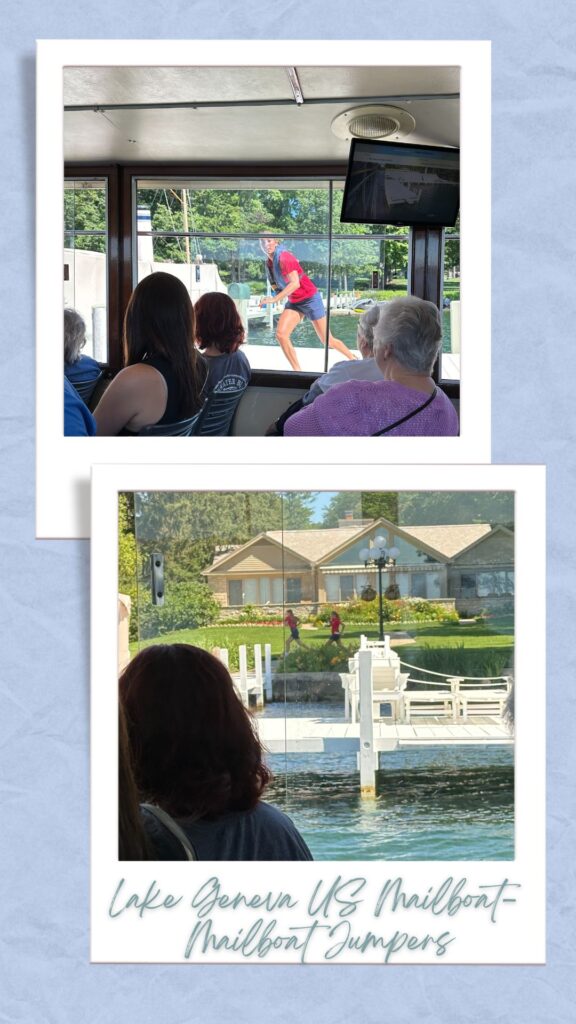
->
[286,291,326,322]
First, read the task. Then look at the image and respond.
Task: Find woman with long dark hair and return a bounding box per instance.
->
[120,644,312,860]
[95,272,206,435]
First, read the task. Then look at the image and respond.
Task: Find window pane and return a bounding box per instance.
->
[135,179,408,374]
[64,179,108,362]
[228,579,242,605]
[442,221,460,381]
[286,577,302,603]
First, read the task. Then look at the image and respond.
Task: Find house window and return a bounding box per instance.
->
[286,577,302,603]
[459,571,514,597]
[339,575,355,601]
[228,579,243,605]
[411,573,428,598]
[227,575,301,605]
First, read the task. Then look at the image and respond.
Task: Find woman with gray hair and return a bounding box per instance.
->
[284,296,459,436]
[298,301,386,407]
[64,308,101,388]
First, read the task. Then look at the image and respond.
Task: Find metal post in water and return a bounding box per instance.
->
[358,649,376,798]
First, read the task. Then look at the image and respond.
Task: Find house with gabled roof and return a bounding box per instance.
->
[203,517,514,614]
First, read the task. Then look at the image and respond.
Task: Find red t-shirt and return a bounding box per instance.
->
[268,250,317,303]
[330,614,341,633]
[284,611,298,629]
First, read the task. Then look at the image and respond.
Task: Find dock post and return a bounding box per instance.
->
[254,643,264,708]
[358,649,376,799]
[239,644,248,705]
[264,643,273,701]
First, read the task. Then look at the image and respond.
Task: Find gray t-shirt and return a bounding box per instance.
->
[203,350,251,394]
[302,356,382,405]
[141,800,313,861]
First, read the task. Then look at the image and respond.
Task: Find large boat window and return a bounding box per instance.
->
[63,179,108,363]
[135,178,413,374]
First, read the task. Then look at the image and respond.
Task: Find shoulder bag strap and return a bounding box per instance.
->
[141,803,198,860]
[372,386,438,436]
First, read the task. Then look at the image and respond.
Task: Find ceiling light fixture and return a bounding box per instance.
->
[285,67,304,105]
[331,104,416,141]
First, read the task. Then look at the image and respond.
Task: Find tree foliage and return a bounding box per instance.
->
[321,492,399,527]
[397,491,514,528]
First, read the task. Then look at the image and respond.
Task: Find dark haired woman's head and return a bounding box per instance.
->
[119,644,271,820]
[194,292,245,354]
[123,272,204,415]
[118,700,150,860]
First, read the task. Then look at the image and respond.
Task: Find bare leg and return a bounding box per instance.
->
[311,316,355,360]
[276,308,304,371]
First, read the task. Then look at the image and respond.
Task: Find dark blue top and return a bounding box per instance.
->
[141,801,313,861]
[64,377,96,436]
[64,353,101,384]
[203,350,250,395]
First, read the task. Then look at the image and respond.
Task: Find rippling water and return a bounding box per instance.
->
[259,702,514,861]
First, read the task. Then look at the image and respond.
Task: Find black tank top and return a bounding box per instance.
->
[141,354,182,425]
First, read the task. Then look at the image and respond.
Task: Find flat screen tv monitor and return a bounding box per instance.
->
[340,139,460,228]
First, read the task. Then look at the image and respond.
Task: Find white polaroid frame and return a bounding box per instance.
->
[37,39,491,539]
[91,463,545,965]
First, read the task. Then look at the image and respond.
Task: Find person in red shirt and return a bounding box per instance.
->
[283,609,305,654]
[259,235,355,371]
[327,610,344,644]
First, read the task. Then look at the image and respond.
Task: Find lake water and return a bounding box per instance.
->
[259,702,514,861]
[248,309,452,352]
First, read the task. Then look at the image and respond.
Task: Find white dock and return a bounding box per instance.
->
[256,716,512,754]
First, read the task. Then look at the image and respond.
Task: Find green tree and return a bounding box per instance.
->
[64,185,106,254]
[397,491,514,527]
[321,492,399,527]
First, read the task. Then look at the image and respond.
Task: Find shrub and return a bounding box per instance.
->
[405,643,513,680]
[138,581,220,637]
[217,606,283,625]
[275,641,358,674]
[342,596,458,625]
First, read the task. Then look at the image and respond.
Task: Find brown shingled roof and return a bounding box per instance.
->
[265,527,365,563]
[400,524,492,558]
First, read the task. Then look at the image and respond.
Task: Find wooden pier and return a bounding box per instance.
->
[256,716,512,753]
[214,638,513,798]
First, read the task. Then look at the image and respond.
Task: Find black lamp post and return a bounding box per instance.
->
[359,536,400,641]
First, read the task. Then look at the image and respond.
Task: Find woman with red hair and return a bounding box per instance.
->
[194,291,251,395]
[120,644,312,860]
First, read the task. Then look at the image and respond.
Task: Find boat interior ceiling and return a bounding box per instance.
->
[63,65,460,163]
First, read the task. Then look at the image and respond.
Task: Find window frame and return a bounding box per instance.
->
[64,162,460,395]
[63,164,121,369]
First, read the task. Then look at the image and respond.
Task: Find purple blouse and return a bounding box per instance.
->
[283,379,459,437]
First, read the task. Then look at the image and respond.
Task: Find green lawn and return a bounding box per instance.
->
[130,618,514,675]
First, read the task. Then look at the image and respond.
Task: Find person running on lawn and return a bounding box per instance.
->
[259,234,355,371]
[283,609,305,654]
[327,609,344,644]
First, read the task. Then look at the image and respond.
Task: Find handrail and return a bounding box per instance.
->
[399,659,511,683]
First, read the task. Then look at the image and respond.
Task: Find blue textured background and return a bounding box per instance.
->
[2,6,575,1020]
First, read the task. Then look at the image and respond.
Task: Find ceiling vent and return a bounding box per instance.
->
[331,104,416,142]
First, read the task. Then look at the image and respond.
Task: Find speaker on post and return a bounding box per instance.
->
[150,552,164,606]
